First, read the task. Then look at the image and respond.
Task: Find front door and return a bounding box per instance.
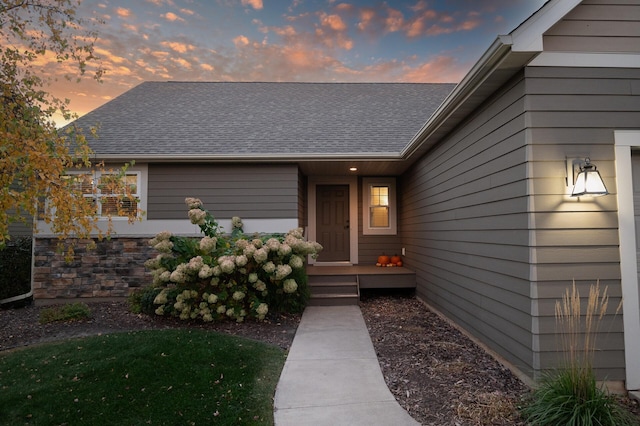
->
[316,184,350,262]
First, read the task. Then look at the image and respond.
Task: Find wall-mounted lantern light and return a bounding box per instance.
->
[568,157,608,197]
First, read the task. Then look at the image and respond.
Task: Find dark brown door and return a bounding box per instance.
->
[316,185,350,262]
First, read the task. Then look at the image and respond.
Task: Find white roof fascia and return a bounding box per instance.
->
[509,0,582,52]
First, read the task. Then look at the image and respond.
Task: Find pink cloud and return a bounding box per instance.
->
[115,7,132,18]
[233,35,250,47]
[400,55,466,83]
[241,0,263,10]
[162,12,184,22]
[160,41,195,54]
[320,13,347,32]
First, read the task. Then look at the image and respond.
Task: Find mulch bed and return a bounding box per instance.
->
[2,293,639,425]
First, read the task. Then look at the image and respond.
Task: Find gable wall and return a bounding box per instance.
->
[525,66,640,381]
[544,0,640,52]
[147,164,300,220]
[400,71,535,375]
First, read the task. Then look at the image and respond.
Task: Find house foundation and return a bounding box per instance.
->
[32,237,154,302]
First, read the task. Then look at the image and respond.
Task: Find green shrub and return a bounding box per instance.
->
[127,285,161,315]
[0,237,32,301]
[143,198,322,323]
[39,302,92,324]
[520,281,635,425]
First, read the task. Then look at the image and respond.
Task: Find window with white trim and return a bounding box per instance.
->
[63,170,141,218]
[363,177,397,235]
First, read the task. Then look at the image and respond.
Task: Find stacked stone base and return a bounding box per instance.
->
[33,237,154,302]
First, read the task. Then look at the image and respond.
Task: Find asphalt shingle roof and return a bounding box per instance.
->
[68,81,456,158]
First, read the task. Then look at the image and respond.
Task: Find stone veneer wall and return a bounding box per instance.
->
[33,237,154,300]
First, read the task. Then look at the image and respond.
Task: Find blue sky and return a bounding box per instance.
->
[47,0,547,123]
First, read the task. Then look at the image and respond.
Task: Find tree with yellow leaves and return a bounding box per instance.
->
[1,0,138,249]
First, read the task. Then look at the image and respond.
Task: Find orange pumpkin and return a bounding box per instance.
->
[396,261,403,267]
[390,254,402,265]
[377,254,390,265]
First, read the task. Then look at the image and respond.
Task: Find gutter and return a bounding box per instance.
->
[86,152,407,162]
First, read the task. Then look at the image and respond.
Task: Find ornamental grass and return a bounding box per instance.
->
[520,280,636,426]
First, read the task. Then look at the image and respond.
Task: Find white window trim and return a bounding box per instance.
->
[362,177,397,235]
[61,164,147,221]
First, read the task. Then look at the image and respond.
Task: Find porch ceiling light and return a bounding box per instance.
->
[571,158,608,197]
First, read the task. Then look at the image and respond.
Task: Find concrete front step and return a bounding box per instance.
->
[309,280,359,306]
[309,293,360,306]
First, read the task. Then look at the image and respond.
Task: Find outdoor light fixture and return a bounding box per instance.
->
[569,158,608,197]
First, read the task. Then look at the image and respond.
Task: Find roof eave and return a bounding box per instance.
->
[402,0,581,162]
[91,152,405,163]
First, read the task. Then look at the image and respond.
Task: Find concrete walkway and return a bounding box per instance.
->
[274,305,419,425]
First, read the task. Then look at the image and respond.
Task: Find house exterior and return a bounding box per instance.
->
[33,0,640,391]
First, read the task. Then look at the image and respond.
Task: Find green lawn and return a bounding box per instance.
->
[0,329,286,425]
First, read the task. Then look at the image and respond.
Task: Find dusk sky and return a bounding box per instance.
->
[46,0,548,126]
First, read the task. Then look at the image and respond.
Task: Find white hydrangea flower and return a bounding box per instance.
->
[289,255,304,269]
[243,245,256,258]
[188,208,207,225]
[278,243,292,256]
[155,306,165,315]
[254,280,267,292]
[256,303,268,317]
[252,239,263,248]
[199,265,213,279]
[200,236,217,252]
[235,255,248,267]
[232,216,243,230]
[187,256,204,273]
[263,261,276,274]
[185,197,203,209]
[235,239,249,250]
[217,305,226,314]
[153,240,174,253]
[253,247,268,263]
[275,264,292,280]
[283,278,298,294]
[233,291,245,301]
[153,290,168,305]
[208,293,218,304]
[266,238,280,251]
[218,255,235,274]
[248,272,258,283]
[212,265,222,277]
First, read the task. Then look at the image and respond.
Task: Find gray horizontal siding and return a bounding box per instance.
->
[544,1,640,53]
[524,65,639,380]
[400,71,535,375]
[147,164,300,220]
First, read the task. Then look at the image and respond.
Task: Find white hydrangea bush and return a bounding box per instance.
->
[142,198,322,322]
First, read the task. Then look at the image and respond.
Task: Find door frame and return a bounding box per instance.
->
[307,176,358,265]
[614,130,640,391]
